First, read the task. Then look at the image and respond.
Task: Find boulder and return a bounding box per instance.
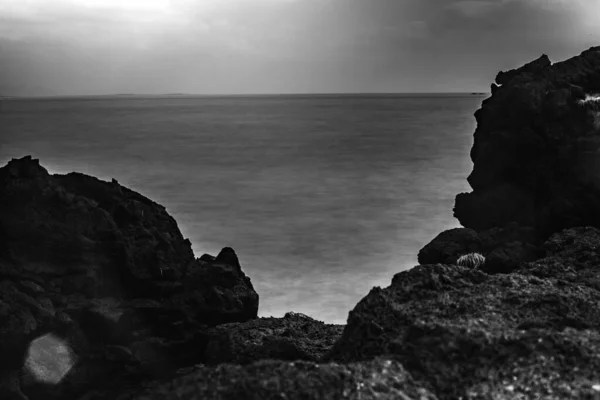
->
[417,223,543,269]
[417,228,482,265]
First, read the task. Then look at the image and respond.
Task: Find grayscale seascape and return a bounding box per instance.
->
[1,93,481,323]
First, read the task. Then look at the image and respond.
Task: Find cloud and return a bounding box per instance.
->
[1,0,599,95]
[447,0,503,17]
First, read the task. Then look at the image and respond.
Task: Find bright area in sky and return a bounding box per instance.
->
[0,0,599,95]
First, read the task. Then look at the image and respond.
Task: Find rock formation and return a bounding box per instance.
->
[0,156,262,399]
[202,312,344,366]
[326,226,600,398]
[454,46,600,239]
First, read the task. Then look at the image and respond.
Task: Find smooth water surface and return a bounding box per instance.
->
[0,94,484,324]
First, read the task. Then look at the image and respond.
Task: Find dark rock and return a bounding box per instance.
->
[73,298,134,345]
[0,156,259,400]
[417,228,482,265]
[539,225,600,260]
[476,221,541,251]
[198,254,215,263]
[455,46,600,239]
[480,241,539,274]
[53,170,196,293]
[495,54,551,86]
[0,157,129,299]
[490,83,499,95]
[116,357,438,400]
[214,247,241,269]
[417,223,545,271]
[203,313,344,365]
[171,257,258,326]
[323,226,600,398]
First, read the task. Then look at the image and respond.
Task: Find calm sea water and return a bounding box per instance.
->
[0,94,484,324]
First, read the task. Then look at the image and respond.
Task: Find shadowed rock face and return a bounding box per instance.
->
[0,156,259,321]
[324,226,600,399]
[417,228,482,265]
[417,223,543,275]
[171,251,259,326]
[0,156,260,400]
[117,357,438,400]
[203,312,344,366]
[454,46,600,238]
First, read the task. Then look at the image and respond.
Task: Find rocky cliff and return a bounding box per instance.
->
[455,46,600,239]
[4,46,600,400]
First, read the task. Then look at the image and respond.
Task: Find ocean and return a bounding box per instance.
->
[0,93,485,324]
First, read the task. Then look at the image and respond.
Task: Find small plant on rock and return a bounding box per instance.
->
[576,93,600,129]
[456,252,486,269]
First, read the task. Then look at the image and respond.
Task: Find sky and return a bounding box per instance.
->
[0,0,599,96]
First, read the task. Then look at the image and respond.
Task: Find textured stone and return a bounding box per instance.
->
[324,227,600,399]
[117,358,438,400]
[0,156,259,400]
[417,228,482,265]
[203,312,344,365]
[454,46,600,240]
[480,241,539,274]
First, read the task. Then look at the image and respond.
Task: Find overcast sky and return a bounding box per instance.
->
[0,0,599,96]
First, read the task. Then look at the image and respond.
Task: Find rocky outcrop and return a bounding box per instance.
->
[117,358,438,400]
[417,223,543,274]
[494,54,551,86]
[0,156,259,400]
[417,228,482,265]
[172,247,259,325]
[454,46,600,239]
[203,311,344,365]
[324,226,600,399]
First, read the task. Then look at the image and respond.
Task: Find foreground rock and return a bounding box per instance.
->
[0,156,260,399]
[325,226,600,399]
[115,358,437,400]
[453,46,600,240]
[417,223,541,274]
[203,312,344,365]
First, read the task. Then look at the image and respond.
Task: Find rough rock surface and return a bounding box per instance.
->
[417,222,543,274]
[417,228,482,265]
[116,358,438,400]
[171,247,259,326]
[325,226,600,399]
[203,311,344,365]
[453,46,600,239]
[482,240,539,274]
[0,156,259,400]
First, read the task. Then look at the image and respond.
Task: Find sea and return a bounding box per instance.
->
[0,93,486,325]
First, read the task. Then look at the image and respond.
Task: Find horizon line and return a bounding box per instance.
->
[0,91,490,100]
